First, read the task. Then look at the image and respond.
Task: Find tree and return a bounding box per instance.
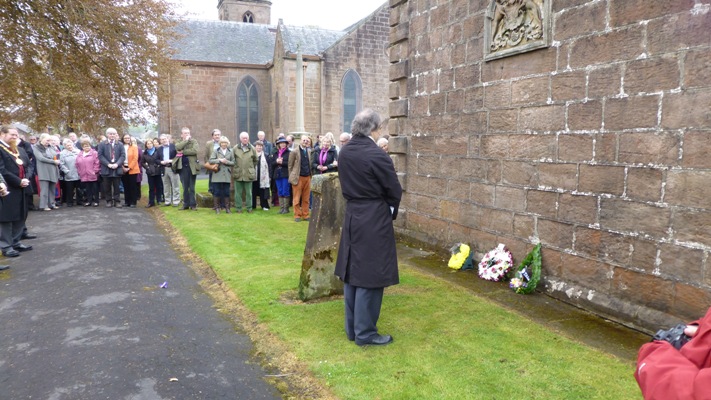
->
[0,0,181,133]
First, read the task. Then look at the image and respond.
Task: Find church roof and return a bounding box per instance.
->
[172,19,276,65]
[280,25,346,56]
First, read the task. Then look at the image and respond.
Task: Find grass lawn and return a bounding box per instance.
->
[156,180,642,399]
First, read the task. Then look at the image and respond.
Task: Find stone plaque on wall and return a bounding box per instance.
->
[484,0,552,61]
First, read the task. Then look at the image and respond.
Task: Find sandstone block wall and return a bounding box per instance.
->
[158,66,270,145]
[390,0,711,331]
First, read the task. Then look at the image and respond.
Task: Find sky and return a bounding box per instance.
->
[173,0,388,31]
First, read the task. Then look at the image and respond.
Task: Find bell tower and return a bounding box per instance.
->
[218,0,272,24]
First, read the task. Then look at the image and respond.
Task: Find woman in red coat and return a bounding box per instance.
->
[635,307,711,400]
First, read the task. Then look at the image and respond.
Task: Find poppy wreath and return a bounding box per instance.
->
[509,243,542,294]
[477,243,513,281]
[448,243,474,270]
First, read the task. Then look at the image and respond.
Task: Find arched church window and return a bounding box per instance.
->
[243,12,254,23]
[238,77,259,141]
[342,69,362,133]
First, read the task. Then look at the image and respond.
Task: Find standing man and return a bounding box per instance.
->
[334,109,402,346]
[204,129,221,198]
[158,134,180,206]
[175,127,199,210]
[0,126,35,258]
[97,127,125,207]
[257,131,273,156]
[232,132,257,213]
[287,135,313,222]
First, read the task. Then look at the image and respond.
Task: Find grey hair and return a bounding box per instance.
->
[239,131,249,139]
[106,127,117,135]
[350,109,380,137]
[62,138,74,147]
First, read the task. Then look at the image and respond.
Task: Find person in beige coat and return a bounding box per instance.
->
[287,135,313,222]
[208,136,235,214]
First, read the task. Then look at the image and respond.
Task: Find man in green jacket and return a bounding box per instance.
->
[232,132,257,213]
[175,127,200,210]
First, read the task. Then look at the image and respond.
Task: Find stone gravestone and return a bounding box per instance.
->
[298,173,345,301]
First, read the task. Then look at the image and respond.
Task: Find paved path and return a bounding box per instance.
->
[0,207,281,400]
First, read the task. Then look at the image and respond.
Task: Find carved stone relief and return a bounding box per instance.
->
[484,0,551,61]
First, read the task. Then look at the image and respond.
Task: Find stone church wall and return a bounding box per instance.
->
[321,5,391,135]
[389,0,711,332]
[158,65,270,145]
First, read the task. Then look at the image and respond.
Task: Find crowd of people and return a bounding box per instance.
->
[2,124,392,229]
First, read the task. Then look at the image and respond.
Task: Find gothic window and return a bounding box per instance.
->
[243,12,254,23]
[238,77,259,141]
[342,69,362,133]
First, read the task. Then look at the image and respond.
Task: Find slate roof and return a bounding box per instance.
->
[172,19,276,65]
[280,25,346,56]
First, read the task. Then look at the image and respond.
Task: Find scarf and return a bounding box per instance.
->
[278,147,286,158]
[258,153,269,188]
[147,147,156,156]
[319,147,328,166]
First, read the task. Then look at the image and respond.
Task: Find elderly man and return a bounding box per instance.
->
[257,131,273,156]
[339,132,351,149]
[287,135,313,222]
[204,129,221,197]
[0,126,35,258]
[157,134,180,206]
[97,127,126,207]
[334,109,402,346]
[232,132,257,213]
[175,127,199,210]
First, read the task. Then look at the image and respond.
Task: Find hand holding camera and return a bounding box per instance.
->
[653,323,693,350]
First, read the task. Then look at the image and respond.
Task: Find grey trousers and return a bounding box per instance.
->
[0,220,24,250]
[343,283,384,344]
[162,169,181,205]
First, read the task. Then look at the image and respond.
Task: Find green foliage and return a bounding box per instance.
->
[160,184,641,399]
[0,0,181,131]
[510,243,542,294]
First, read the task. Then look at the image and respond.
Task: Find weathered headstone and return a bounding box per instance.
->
[298,173,345,301]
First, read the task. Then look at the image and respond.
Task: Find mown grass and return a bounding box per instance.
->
[158,181,641,399]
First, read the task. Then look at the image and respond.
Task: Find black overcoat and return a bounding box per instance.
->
[0,143,33,222]
[334,135,402,288]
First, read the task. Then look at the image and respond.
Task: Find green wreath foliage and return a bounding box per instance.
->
[509,243,542,294]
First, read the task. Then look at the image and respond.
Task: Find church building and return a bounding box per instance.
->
[158,0,390,144]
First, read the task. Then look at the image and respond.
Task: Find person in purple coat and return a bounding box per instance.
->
[75,139,101,206]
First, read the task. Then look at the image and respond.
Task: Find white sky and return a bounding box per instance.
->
[173,0,388,31]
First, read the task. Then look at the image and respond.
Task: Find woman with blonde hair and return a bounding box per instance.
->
[121,134,140,207]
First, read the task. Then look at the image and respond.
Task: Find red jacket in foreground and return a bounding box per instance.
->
[635,307,711,400]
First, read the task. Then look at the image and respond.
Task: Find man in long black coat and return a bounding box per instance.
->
[0,126,35,258]
[334,109,402,346]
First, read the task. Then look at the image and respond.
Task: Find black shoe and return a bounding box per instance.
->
[21,233,37,240]
[146,204,154,208]
[356,334,393,346]
[0,265,9,271]
[181,206,190,210]
[2,249,20,257]
[13,244,32,252]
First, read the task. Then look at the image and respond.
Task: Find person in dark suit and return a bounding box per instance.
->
[158,134,180,206]
[334,109,402,346]
[16,136,37,239]
[0,126,35,258]
[97,127,126,207]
